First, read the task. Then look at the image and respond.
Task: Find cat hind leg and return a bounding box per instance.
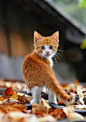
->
[48,89,57,104]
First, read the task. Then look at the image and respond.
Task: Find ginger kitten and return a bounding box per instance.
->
[22,31,73,104]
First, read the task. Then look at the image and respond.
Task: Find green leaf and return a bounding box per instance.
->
[78,0,86,8]
[80,38,86,49]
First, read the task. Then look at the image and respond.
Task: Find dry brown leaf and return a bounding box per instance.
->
[18,92,33,103]
[63,107,85,121]
[49,108,66,120]
[38,115,57,122]
[32,103,48,115]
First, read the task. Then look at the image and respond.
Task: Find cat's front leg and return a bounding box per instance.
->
[30,86,41,104]
[48,89,57,104]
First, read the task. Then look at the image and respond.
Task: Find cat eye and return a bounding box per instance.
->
[49,45,53,49]
[41,46,45,50]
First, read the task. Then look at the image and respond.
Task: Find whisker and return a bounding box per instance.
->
[58,49,64,52]
[54,56,58,61]
[54,57,57,63]
[56,53,62,57]
[55,55,61,61]
[55,55,60,61]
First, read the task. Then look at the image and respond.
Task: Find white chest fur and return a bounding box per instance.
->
[47,57,54,68]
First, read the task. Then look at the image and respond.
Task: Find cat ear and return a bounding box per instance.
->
[34,31,41,43]
[52,31,59,41]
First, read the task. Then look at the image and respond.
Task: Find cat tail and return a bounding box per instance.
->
[44,74,73,104]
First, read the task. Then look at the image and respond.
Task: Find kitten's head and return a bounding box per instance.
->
[34,31,59,59]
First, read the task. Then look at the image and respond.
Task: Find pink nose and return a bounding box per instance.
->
[46,51,49,54]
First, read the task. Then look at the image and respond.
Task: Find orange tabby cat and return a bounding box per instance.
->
[22,31,73,104]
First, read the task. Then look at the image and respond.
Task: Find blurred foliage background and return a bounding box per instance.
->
[53,0,86,27]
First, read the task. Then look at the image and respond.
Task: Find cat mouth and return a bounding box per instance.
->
[45,54,50,57]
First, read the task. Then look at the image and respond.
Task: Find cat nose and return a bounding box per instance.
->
[46,51,49,54]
